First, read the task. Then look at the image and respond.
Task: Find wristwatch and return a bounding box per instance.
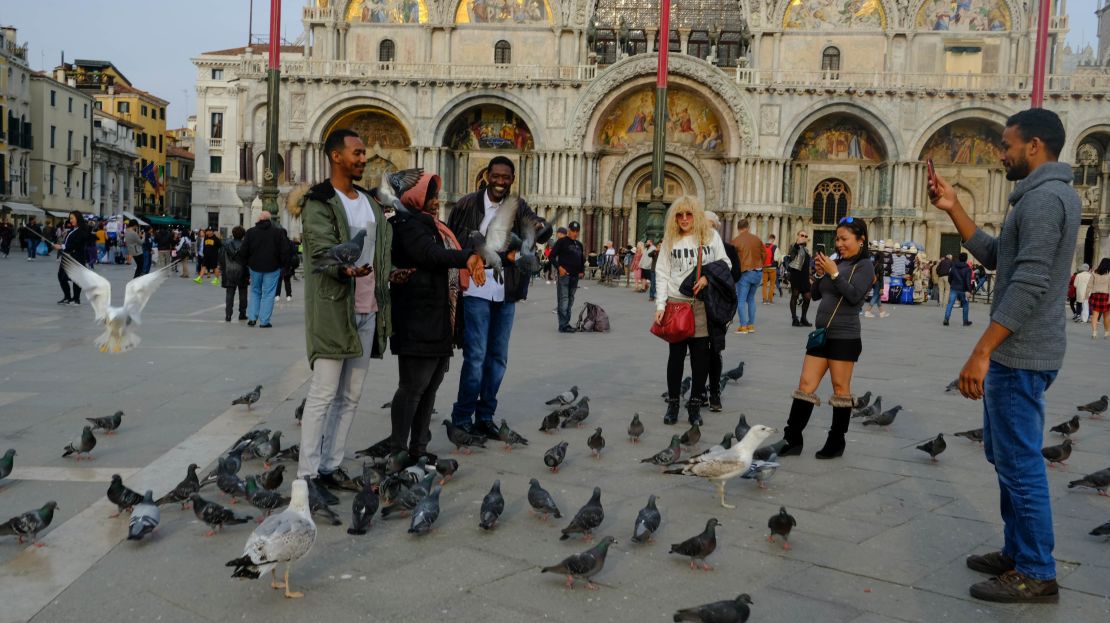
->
[830,271,840,280]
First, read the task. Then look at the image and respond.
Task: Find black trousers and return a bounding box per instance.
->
[667,336,712,401]
[708,343,722,399]
[58,261,83,302]
[281,272,293,297]
[390,355,450,454]
[225,284,247,319]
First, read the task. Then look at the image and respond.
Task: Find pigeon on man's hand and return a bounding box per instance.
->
[311,228,368,274]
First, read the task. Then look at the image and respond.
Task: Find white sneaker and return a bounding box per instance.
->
[275,296,280,301]
[864,311,875,318]
[879,311,890,318]
[286,296,292,301]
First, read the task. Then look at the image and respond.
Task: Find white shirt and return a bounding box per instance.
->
[337,189,376,269]
[654,230,731,311]
[464,191,506,302]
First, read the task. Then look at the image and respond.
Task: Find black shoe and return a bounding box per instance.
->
[799,319,812,327]
[309,477,340,505]
[317,468,359,492]
[779,440,803,456]
[71,298,81,305]
[247,320,257,327]
[663,399,680,425]
[559,327,577,333]
[686,398,704,426]
[791,318,801,327]
[238,313,248,320]
[963,321,973,326]
[473,420,501,440]
[411,450,438,466]
[260,323,273,328]
[815,433,845,459]
[226,315,232,322]
[943,319,950,326]
[358,437,394,460]
[708,396,722,413]
[57,298,71,305]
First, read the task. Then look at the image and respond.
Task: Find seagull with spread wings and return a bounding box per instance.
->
[61,254,173,352]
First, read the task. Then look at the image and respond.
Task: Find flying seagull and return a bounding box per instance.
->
[61,254,172,352]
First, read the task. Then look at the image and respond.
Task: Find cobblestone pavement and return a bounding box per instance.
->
[0,258,1107,622]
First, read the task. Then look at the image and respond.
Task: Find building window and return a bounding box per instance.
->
[718,32,745,67]
[595,29,617,64]
[379,39,395,62]
[83,135,88,156]
[49,164,55,194]
[688,31,711,60]
[141,104,148,116]
[494,40,511,64]
[158,135,163,152]
[208,212,219,230]
[50,90,56,106]
[821,46,841,73]
[94,101,102,110]
[627,30,648,56]
[812,179,850,225]
[66,168,72,196]
[210,112,223,139]
[82,171,87,199]
[50,125,56,149]
[212,68,224,80]
[68,97,73,113]
[83,103,88,118]
[117,101,129,114]
[67,130,73,155]
[210,155,222,174]
[160,108,165,120]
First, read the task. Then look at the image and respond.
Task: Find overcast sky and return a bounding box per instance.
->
[1,0,1104,129]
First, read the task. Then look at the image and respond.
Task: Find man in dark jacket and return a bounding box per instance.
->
[239,211,289,327]
[549,222,585,333]
[944,252,973,327]
[219,226,249,321]
[445,155,552,438]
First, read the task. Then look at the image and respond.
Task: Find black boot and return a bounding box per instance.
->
[780,391,819,456]
[686,398,704,426]
[663,399,680,425]
[708,391,722,413]
[816,397,853,459]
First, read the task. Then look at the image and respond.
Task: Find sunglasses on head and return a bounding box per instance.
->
[839,217,855,224]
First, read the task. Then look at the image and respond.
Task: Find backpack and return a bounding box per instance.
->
[575,302,610,332]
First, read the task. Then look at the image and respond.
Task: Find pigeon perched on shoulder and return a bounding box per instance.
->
[673,594,753,623]
[641,435,682,469]
[527,478,562,520]
[156,463,200,509]
[1050,415,1080,437]
[670,518,719,571]
[443,420,487,454]
[854,391,872,410]
[628,413,644,443]
[851,396,882,419]
[1077,395,1108,418]
[862,405,902,428]
[373,168,424,218]
[540,410,562,433]
[86,410,123,434]
[631,494,661,544]
[916,433,946,462]
[1042,439,1073,468]
[127,491,160,541]
[191,494,251,537]
[587,427,605,459]
[232,385,262,409]
[954,428,984,444]
[226,478,316,599]
[541,535,617,590]
[62,426,97,460]
[544,441,569,473]
[498,419,529,451]
[347,478,379,536]
[1068,468,1110,496]
[479,480,505,530]
[767,506,796,550]
[560,487,604,541]
[0,448,15,488]
[0,501,58,547]
[106,474,144,517]
[545,386,579,406]
[408,486,441,535]
[561,397,591,428]
[61,254,172,352]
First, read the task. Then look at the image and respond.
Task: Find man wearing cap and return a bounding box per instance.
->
[549,222,585,333]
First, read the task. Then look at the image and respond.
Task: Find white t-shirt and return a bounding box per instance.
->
[464,192,506,302]
[654,230,731,311]
[336,189,378,313]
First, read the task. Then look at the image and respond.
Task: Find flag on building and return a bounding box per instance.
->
[141,162,160,190]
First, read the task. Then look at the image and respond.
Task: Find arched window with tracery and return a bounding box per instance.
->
[812,179,850,225]
[494,40,512,64]
[378,39,395,63]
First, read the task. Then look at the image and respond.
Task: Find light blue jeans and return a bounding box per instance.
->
[451,296,516,424]
[246,269,281,324]
[945,290,969,324]
[735,269,762,326]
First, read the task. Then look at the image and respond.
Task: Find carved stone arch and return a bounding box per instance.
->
[774,0,901,29]
[431,90,545,148]
[307,91,416,145]
[907,0,1022,32]
[1065,123,1110,166]
[908,104,1010,158]
[779,100,902,161]
[567,54,755,153]
[602,143,718,210]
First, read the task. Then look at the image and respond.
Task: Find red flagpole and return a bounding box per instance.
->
[1030,0,1051,108]
[656,0,670,89]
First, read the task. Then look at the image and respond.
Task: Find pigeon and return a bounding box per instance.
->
[916,433,946,462]
[734,414,751,441]
[539,410,562,433]
[191,494,252,536]
[245,477,290,519]
[232,385,263,410]
[631,494,662,544]
[670,518,720,571]
[723,361,745,382]
[435,458,459,484]
[0,501,58,546]
[753,440,786,462]
[665,425,777,508]
[62,426,97,460]
[662,376,693,400]
[311,228,368,274]
[861,405,902,428]
[1042,439,1073,468]
[628,413,644,443]
[127,490,160,540]
[217,470,248,504]
[106,474,144,517]
[1077,395,1108,418]
[251,431,283,467]
[498,419,529,451]
[741,458,780,489]
[1050,415,1080,437]
[541,535,617,590]
[293,398,305,425]
[954,428,984,444]
[229,428,271,453]
[561,397,591,428]
[673,594,753,623]
[479,480,505,530]
[851,396,882,419]
[767,506,797,550]
[156,463,200,509]
[587,427,606,458]
[945,378,959,392]
[527,478,562,520]
[380,472,435,519]
[354,462,384,490]
[403,456,432,483]
[373,168,424,218]
[61,254,173,352]
[227,478,317,599]
[544,441,569,473]
[347,478,380,536]
[468,230,505,283]
[86,410,123,434]
[560,487,604,541]
[258,464,286,491]
[689,434,735,461]
[442,420,487,454]
[641,435,682,468]
[1091,520,1110,538]
[1068,468,1110,496]
[305,484,343,526]
[222,446,246,476]
[272,444,300,462]
[545,386,579,406]
[0,448,14,488]
[382,450,410,476]
[408,486,442,535]
[680,423,702,448]
[854,391,872,410]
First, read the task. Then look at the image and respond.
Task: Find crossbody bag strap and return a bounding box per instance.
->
[824,264,859,329]
[696,242,703,282]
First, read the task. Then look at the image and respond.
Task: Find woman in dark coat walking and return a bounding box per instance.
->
[53,211,93,305]
[219,226,249,321]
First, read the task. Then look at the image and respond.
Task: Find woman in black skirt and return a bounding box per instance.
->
[786,230,813,326]
[779,218,875,459]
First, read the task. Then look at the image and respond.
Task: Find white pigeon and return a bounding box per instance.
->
[61,254,171,353]
[226,478,316,599]
[664,424,777,509]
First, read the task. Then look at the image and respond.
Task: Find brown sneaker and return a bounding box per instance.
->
[969,570,1059,603]
[966,551,1015,575]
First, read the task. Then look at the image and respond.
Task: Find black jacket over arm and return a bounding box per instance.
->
[680,259,738,351]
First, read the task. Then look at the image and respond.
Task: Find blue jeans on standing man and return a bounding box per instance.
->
[556,273,578,331]
[945,290,969,324]
[452,296,515,426]
[735,269,762,326]
[982,360,1058,580]
[246,269,281,325]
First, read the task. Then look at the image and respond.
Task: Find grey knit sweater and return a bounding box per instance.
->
[963,162,1081,370]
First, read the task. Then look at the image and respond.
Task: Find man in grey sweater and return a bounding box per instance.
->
[929,108,1080,604]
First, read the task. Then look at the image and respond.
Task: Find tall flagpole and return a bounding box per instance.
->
[260,0,282,216]
[645,0,671,242]
[1030,0,1051,108]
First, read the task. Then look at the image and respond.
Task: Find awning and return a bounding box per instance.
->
[144,214,191,227]
[120,211,150,226]
[43,209,69,218]
[2,202,45,217]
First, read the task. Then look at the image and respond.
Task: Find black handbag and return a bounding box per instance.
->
[806,264,858,350]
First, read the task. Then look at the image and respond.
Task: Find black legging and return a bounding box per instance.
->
[667,337,712,401]
[389,355,450,454]
[788,269,811,322]
[708,344,722,399]
[58,261,83,302]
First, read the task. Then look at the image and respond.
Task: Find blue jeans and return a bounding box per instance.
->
[649,270,657,299]
[869,280,883,307]
[982,360,1058,580]
[246,269,281,324]
[945,290,969,323]
[451,296,515,424]
[735,269,761,325]
[26,241,37,259]
[556,274,578,331]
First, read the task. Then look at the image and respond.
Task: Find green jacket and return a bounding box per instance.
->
[300,180,392,368]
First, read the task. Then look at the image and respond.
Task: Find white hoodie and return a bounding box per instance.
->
[655,230,730,311]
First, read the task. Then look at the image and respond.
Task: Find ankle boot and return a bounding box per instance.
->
[663,399,680,425]
[686,397,704,426]
[780,391,820,456]
[817,397,853,459]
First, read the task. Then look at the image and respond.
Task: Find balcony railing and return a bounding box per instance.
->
[1049,15,1069,31]
[303,6,342,21]
[209,137,224,149]
[237,58,596,83]
[734,68,1110,95]
[69,149,82,165]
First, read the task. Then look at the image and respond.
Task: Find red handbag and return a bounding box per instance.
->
[650,244,701,343]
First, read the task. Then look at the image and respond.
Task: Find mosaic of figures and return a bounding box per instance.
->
[792,116,885,161]
[344,0,427,23]
[915,0,1011,32]
[920,120,1003,166]
[595,87,726,153]
[342,110,412,150]
[447,105,535,151]
[783,0,886,30]
[455,0,552,24]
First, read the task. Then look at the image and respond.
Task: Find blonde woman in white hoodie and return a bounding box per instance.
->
[653,196,731,426]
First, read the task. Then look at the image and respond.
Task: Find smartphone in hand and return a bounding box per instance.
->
[815,243,826,256]
[926,158,938,198]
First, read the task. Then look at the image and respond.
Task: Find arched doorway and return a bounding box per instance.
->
[626,164,698,243]
[441,103,535,199]
[321,106,412,188]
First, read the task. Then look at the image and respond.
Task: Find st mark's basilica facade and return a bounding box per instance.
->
[191,0,1110,265]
